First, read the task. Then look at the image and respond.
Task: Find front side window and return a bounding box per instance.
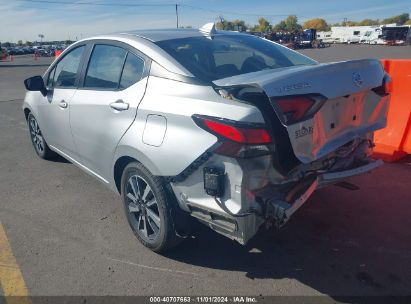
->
[156,34,317,81]
[52,46,85,88]
[84,45,127,89]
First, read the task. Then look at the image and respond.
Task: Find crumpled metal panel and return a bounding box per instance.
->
[214,59,389,164]
[287,92,390,163]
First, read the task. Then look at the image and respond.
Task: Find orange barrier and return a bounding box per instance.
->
[373,59,411,162]
[55,50,62,57]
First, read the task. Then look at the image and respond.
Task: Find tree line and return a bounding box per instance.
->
[3,13,410,46]
[1,40,74,48]
[216,13,411,33]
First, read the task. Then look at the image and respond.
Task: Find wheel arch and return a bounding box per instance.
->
[113,156,137,194]
[112,146,162,194]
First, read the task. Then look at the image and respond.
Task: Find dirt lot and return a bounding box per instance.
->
[0,46,410,302]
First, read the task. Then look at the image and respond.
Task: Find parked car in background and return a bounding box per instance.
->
[23,24,390,252]
[7,47,24,55]
[23,47,35,54]
[35,48,54,57]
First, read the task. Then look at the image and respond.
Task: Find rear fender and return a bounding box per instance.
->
[120,76,264,177]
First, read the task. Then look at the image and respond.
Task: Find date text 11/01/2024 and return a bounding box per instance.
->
[149,296,258,303]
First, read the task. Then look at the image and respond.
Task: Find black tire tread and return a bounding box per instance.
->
[27,113,57,160]
[121,162,182,252]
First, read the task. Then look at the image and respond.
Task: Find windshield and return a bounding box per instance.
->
[156,34,317,81]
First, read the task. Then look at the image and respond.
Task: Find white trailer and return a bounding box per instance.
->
[331,26,374,43]
[361,27,384,44]
[361,24,406,45]
[330,24,408,45]
[316,31,335,43]
[359,26,383,44]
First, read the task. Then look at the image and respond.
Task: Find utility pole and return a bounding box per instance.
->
[176,4,179,28]
[38,34,44,45]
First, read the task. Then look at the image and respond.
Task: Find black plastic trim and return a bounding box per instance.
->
[165,150,214,183]
[213,85,301,174]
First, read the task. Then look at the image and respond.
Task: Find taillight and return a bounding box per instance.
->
[202,119,271,144]
[193,115,274,158]
[276,96,315,124]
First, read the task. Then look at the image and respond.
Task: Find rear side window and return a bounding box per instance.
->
[119,53,145,89]
[52,46,85,88]
[84,45,127,89]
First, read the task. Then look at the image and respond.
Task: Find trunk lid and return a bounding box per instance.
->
[213,59,390,163]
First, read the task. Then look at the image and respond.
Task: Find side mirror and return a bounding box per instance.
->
[24,75,48,97]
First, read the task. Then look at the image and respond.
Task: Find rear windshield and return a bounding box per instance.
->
[156,34,317,82]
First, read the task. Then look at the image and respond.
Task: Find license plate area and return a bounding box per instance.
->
[318,93,366,139]
[286,90,389,163]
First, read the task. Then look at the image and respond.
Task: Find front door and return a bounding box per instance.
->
[38,45,86,159]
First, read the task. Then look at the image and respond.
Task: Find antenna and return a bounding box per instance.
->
[200,22,217,36]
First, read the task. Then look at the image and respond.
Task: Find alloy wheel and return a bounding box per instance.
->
[29,116,45,154]
[125,175,161,242]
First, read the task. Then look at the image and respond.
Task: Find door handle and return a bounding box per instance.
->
[109,100,129,111]
[59,100,68,108]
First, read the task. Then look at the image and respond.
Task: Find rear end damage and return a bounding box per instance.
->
[171,59,390,245]
[170,137,383,244]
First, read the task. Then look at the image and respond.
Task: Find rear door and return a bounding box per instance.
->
[69,41,149,181]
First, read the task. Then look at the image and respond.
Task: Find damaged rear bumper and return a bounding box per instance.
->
[262,159,383,227]
[318,159,383,186]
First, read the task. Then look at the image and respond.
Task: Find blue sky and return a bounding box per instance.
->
[1,0,410,42]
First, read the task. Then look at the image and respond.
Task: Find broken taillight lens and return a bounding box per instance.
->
[193,115,274,158]
[275,96,316,125]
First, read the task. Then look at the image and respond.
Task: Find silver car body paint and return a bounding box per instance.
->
[69,77,148,180]
[23,29,389,245]
[114,74,265,177]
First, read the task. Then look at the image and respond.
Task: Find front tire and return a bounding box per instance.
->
[121,162,182,252]
[27,113,56,160]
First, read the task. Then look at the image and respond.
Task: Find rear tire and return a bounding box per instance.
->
[27,113,56,160]
[121,162,182,252]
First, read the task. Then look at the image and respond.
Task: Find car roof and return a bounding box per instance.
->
[113,28,243,42]
[65,28,248,78]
